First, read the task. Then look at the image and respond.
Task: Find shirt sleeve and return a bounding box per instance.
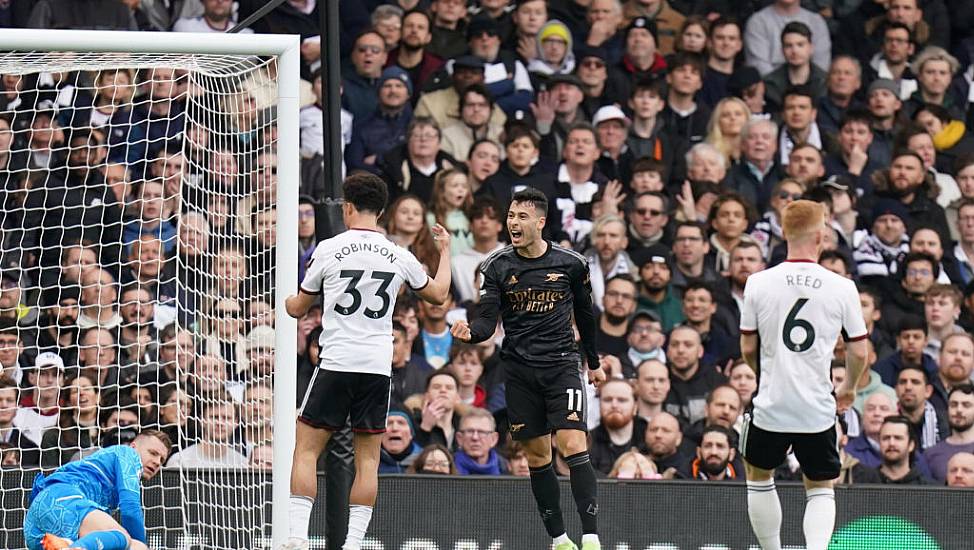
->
[739,277,758,334]
[468,260,502,344]
[300,244,327,295]
[400,249,431,291]
[841,280,868,341]
[570,259,600,370]
[114,447,147,543]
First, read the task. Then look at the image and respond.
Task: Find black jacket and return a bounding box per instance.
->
[590,417,649,475]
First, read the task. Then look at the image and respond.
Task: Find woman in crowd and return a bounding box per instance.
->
[385,194,441,275]
[427,167,474,255]
[39,374,100,469]
[408,444,457,475]
[705,97,751,165]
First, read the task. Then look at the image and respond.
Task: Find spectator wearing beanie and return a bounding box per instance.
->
[345,67,414,172]
[618,17,667,85]
[379,410,423,474]
[855,197,912,282]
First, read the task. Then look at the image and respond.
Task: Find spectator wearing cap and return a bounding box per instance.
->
[825,109,883,197]
[662,52,710,151]
[532,72,589,159]
[415,55,507,131]
[743,0,831,77]
[862,22,918,102]
[346,66,414,171]
[855,198,912,280]
[621,310,667,377]
[902,46,965,122]
[440,84,504,162]
[430,0,469,60]
[816,55,864,138]
[619,17,667,85]
[13,351,63,446]
[590,379,647,475]
[763,21,827,113]
[386,10,446,97]
[593,105,635,186]
[698,17,743,110]
[636,243,685,332]
[465,15,534,115]
[822,175,868,253]
[341,30,388,121]
[727,119,780,214]
[866,78,903,168]
[380,409,423,473]
[526,19,575,83]
[576,45,630,117]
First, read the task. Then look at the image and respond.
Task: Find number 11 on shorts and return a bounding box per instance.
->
[566,388,583,412]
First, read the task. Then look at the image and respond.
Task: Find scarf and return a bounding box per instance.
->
[628,346,666,367]
[454,448,502,475]
[933,121,966,151]
[589,252,634,310]
[919,402,941,450]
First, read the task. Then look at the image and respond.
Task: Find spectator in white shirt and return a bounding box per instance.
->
[167,397,248,468]
[172,0,251,33]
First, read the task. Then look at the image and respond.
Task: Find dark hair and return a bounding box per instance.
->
[392,321,407,336]
[896,314,927,335]
[631,75,667,99]
[705,384,739,405]
[858,284,883,309]
[42,285,81,308]
[633,190,671,213]
[675,220,707,239]
[840,108,874,131]
[632,156,665,176]
[819,249,850,271]
[780,21,812,43]
[503,120,540,148]
[668,51,706,76]
[954,155,974,176]
[897,364,931,385]
[948,383,974,401]
[902,251,939,278]
[708,192,756,226]
[606,273,638,292]
[0,375,18,397]
[470,195,502,223]
[343,171,389,216]
[881,415,917,449]
[511,187,548,216]
[708,16,740,39]
[402,8,432,27]
[468,138,501,162]
[700,424,735,446]
[460,83,494,110]
[783,84,815,103]
[424,370,460,392]
[914,102,952,124]
[683,280,715,301]
[0,318,19,337]
[882,21,914,44]
[407,116,440,140]
[409,443,457,474]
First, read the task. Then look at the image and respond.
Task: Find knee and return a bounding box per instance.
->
[745,462,774,481]
[556,431,588,457]
[129,539,148,550]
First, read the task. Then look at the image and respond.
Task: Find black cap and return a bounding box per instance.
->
[626,16,658,40]
[467,16,500,40]
[454,55,486,70]
[821,175,852,193]
[632,309,662,324]
[728,66,761,97]
[546,73,585,90]
[631,243,671,269]
[575,44,607,63]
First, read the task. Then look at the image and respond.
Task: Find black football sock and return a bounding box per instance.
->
[566,451,599,535]
[529,461,566,538]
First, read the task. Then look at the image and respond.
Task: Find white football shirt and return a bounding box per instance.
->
[301,229,429,376]
[740,260,867,433]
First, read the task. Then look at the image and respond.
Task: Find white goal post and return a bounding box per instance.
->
[0,29,299,549]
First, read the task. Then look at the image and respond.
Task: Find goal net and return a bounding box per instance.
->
[0,31,298,550]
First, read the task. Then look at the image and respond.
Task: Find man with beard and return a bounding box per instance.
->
[596,274,638,358]
[588,216,637,308]
[636,244,684,332]
[620,312,666,378]
[683,385,742,447]
[36,287,80,367]
[663,325,727,425]
[635,359,669,422]
[379,410,422,474]
[922,384,974,482]
[931,333,974,413]
[346,67,415,172]
[590,380,647,475]
[895,366,947,451]
[645,412,690,478]
[853,416,934,484]
[876,151,951,244]
[386,10,445,99]
[689,425,740,480]
[785,142,826,188]
[723,242,766,326]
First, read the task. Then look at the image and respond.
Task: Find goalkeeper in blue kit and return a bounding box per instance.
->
[23,430,171,550]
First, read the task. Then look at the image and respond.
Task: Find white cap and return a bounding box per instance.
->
[35,351,65,371]
[592,105,630,127]
[246,325,275,351]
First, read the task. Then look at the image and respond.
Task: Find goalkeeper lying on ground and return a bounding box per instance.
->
[23,430,171,550]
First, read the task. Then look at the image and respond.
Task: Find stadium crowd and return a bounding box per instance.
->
[1,0,974,489]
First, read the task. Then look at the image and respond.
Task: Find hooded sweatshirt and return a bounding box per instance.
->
[527,20,576,76]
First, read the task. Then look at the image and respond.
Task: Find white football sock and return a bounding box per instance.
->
[342,504,374,550]
[746,479,782,550]
[581,533,600,546]
[803,487,836,550]
[553,533,571,546]
[288,495,314,542]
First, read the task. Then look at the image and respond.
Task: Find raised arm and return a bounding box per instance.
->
[115,448,147,544]
[414,224,453,305]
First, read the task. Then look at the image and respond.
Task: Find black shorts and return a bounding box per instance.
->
[739,413,841,481]
[505,360,587,441]
[299,369,391,433]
